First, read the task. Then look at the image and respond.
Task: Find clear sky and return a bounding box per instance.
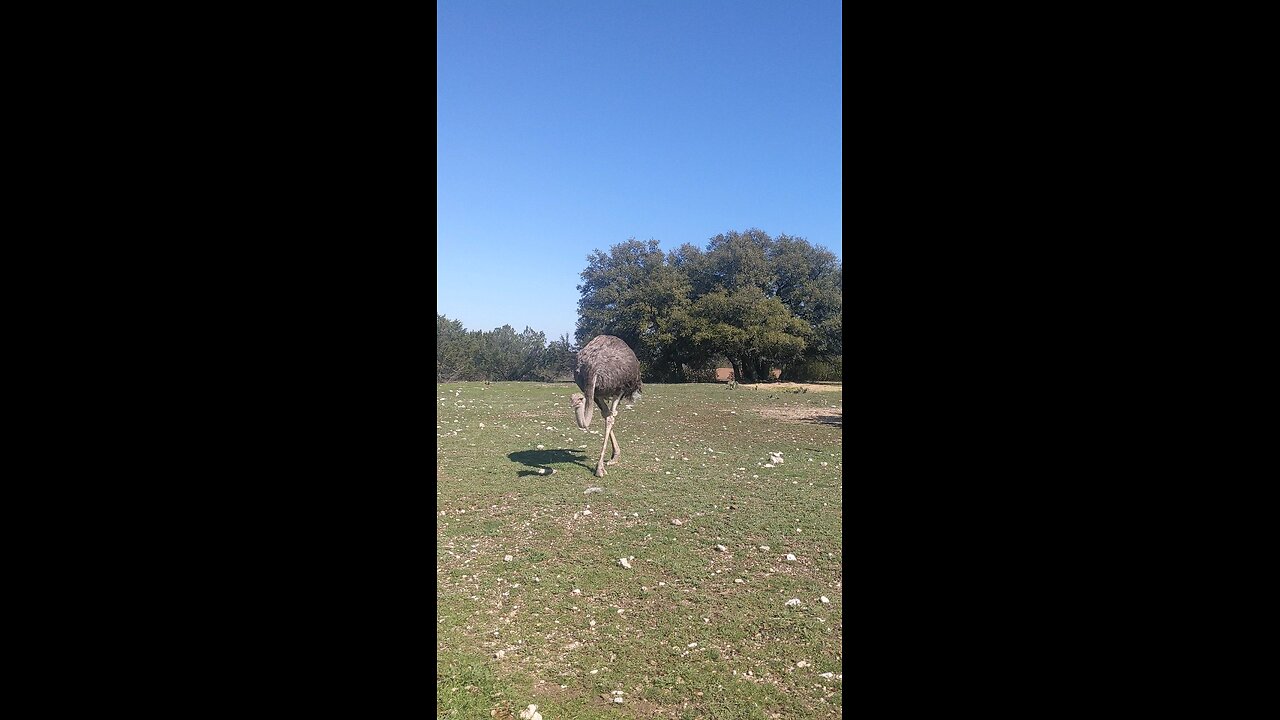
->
[437,0,842,343]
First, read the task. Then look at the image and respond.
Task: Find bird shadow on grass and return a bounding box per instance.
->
[509,448,592,477]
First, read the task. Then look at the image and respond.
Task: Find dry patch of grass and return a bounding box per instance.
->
[734,382,842,393]
[753,406,842,425]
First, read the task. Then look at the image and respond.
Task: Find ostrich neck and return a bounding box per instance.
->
[575,399,595,428]
[576,375,597,428]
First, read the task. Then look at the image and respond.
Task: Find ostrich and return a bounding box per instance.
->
[570,335,642,477]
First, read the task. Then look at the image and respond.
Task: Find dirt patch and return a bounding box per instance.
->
[736,382,842,393]
[627,699,662,715]
[754,406,843,426]
[531,682,576,702]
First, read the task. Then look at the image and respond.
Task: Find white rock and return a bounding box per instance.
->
[715,544,728,552]
[581,509,592,515]
[611,690,625,696]
[734,578,744,584]
[619,557,632,569]
[786,554,796,561]
[504,555,513,562]
[688,642,698,647]
[478,423,485,428]
[820,596,830,603]
[536,444,545,449]
[613,697,624,704]
[796,660,809,667]
[670,518,683,526]
[819,672,834,679]
[572,589,582,595]
[494,650,506,659]
[658,581,666,587]
[519,704,543,720]
[584,487,604,494]
[763,463,774,468]
[785,598,802,607]
[759,545,770,550]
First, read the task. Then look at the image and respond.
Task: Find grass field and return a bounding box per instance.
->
[437,381,843,719]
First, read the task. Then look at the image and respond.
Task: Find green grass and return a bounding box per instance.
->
[437,381,843,719]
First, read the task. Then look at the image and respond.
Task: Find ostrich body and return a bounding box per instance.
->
[570,335,642,477]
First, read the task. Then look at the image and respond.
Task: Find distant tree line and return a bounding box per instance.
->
[436,317,576,382]
[576,229,841,383]
[437,229,840,384]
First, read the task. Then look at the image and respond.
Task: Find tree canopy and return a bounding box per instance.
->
[576,229,840,383]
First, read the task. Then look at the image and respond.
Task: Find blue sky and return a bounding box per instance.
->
[437,0,842,343]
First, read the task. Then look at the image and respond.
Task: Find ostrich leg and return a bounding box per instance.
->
[595,413,615,477]
[605,396,623,466]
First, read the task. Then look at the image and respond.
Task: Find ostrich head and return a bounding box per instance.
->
[570,392,589,428]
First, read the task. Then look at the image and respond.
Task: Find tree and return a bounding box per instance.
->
[574,230,840,383]
[437,314,476,381]
[538,333,577,381]
[576,239,693,382]
[768,235,842,376]
[688,287,809,383]
[472,325,547,381]
[695,229,776,295]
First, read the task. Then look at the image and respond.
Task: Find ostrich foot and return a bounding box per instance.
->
[595,465,607,477]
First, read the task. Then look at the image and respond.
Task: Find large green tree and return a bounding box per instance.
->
[688,287,810,383]
[574,229,840,383]
[768,235,842,375]
[576,239,693,381]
